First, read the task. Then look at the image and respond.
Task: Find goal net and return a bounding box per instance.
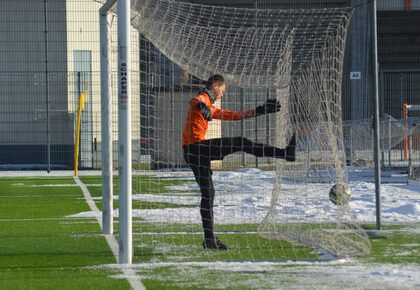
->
[106,0,371,261]
[343,115,413,167]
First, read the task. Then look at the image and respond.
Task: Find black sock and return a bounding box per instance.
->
[285,134,296,162]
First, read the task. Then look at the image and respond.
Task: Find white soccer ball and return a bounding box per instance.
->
[329,182,352,206]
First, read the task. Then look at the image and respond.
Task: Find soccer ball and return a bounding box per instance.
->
[329,182,351,206]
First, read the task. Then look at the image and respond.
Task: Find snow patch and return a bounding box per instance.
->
[68,168,420,225]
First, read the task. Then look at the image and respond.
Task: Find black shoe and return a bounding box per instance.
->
[285,134,296,162]
[203,237,229,250]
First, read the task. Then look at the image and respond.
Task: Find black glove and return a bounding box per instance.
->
[197,102,212,121]
[255,99,281,116]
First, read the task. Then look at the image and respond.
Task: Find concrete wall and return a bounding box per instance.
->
[0,0,72,167]
[0,0,69,146]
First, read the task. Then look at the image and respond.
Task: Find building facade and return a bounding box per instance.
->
[0,0,139,169]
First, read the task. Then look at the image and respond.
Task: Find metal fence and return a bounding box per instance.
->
[0,0,420,179]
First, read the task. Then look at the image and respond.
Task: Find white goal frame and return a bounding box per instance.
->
[100,0,132,264]
[98,0,374,265]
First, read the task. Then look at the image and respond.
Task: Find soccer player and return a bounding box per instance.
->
[182,74,296,250]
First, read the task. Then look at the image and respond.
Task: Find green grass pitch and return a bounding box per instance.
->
[0,176,418,290]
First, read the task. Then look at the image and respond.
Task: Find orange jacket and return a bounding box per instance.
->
[182,92,256,146]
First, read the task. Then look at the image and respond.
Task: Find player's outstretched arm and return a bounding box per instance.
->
[211,99,281,121]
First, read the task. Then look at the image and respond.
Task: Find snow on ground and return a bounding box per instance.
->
[96,260,420,290]
[2,168,419,289]
[15,167,416,289]
[67,167,420,226]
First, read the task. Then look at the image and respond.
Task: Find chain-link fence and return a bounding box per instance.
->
[0,0,420,180]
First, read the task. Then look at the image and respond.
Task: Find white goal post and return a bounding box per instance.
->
[100,0,132,264]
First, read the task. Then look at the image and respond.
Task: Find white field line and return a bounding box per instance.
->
[0,170,104,177]
[0,195,81,197]
[0,170,190,177]
[96,258,349,270]
[132,231,259,235]
[73,176,146,290]
[0,217,89,222]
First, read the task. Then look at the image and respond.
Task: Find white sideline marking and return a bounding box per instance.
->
[73,176,146,290]
[0,217,86,222]
[133,231,259,235]
[95,259,349,270]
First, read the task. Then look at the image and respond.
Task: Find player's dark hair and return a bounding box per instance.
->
[205,74,225,89]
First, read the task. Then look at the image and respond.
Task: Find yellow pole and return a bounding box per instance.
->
[74,93,86,176]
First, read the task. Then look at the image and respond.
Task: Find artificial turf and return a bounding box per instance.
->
[0,177,130,290]
[0,176,419,290]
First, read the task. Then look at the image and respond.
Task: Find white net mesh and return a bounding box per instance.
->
[131,0,294,88]
[343,115,412,167]
[122,0,371,259]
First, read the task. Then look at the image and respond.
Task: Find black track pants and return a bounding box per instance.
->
[183,137,286,241]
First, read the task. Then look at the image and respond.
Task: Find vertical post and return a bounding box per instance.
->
[265,88,270,164]
[118,0,132,264]
[254,93,259,168]
[240,89,245,166]
[44,0,51,173]
[254,1,258,169]
[408,122,413,178]
[349,128,353,166]
[403,103,409,160]
[100,7,113,236]
[388,116,392,168]
[405,105,413,177]
[77,72,82,170]
[171,62,175,170]
[400,74,404,160]
[371,0,381,230]
[74,73,84,177]
[379,71,384,168]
